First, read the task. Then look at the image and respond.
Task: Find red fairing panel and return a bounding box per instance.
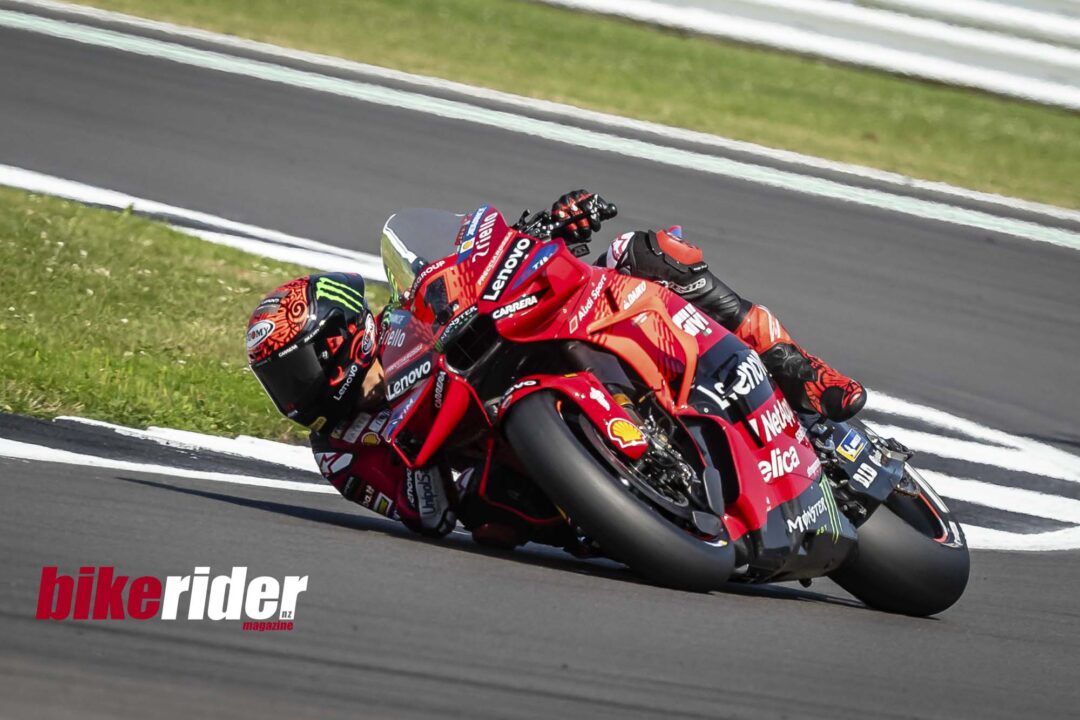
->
[499,373,649,462]
[714,391,823,540]
[494,261,730,413]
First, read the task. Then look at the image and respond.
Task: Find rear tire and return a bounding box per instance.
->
[505,391,734,591]
[829,491,970,616]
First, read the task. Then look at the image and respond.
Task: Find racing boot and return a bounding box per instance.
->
[734,303,866,422]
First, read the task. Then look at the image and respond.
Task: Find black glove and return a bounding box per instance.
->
[550,189,610,243]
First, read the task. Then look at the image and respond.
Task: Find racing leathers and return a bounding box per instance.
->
[598,227,866,423]
[310,406,457,536]
[310,202,866,548]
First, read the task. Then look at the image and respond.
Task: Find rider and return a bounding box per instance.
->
[245,190,866,546]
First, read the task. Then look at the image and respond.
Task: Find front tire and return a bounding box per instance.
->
[829,470,970,616]
[504,391,735,591]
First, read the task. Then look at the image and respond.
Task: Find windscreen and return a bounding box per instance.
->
[380,208,464,303]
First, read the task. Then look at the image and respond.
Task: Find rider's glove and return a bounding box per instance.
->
[551,189,607,243]
[405,466,457,537]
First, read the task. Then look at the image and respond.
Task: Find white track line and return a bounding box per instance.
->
[855,0,1080,48]
[11,0,1080,226]
[2,6,1079,248]
[962,524,1080,552]
[44,412,1080,551]
[865,424,1080,483]
[55,415,319,474]
[866,391,1080,484]
[0,437,335,494]
[6,431,1075,551]
[0,164,384,279]
[923,470,1080,525]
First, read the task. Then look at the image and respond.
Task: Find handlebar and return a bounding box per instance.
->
[514,196,618,242]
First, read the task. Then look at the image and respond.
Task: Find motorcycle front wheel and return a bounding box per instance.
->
[504,391,735,592]
[829,464,970,616]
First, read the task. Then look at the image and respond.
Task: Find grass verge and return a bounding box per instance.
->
[78,0,1079,208]
[0,187,385,440]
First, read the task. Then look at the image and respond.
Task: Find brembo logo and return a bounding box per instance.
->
[36,566,308,631]
[482,237,533,302]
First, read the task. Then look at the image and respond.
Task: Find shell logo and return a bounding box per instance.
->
[606,418,647,449]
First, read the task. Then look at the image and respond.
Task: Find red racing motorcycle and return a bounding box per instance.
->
[377,201,969,616]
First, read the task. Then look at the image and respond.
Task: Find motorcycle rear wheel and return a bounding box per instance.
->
[505,391,735,591]
[829,467,970,616]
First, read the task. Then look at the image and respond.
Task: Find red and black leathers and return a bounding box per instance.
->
[308,407,421,527]
[599,229,867,422]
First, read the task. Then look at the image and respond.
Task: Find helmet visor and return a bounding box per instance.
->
[253,342,327,419]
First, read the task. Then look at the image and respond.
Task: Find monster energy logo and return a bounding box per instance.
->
[316,277,363,312]
[818,478,842,544]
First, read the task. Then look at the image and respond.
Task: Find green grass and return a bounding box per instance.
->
[0,187,388,440]
[79,0,1079,208]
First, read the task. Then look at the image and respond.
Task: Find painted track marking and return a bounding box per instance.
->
[0,164,384,280]
[5,388,1079,551]
[0,438,336,494]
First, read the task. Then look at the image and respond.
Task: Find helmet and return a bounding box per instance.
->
[246,273,377,431]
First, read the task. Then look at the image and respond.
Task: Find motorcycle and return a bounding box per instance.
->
[376,200,969,616]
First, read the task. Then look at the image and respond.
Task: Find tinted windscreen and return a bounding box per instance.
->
[381,208,464,302]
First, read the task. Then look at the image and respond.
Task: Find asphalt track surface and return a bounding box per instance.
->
[5,457,1080,720]
[1,3,1079,718]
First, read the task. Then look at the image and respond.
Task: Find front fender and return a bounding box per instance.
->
[498,373,649,462]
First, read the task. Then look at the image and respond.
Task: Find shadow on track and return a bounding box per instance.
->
[118,476,863,610]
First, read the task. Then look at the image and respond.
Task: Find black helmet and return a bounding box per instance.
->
[246,272,377,431]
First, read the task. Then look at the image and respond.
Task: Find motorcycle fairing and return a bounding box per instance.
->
[497,372,650,462]
[749,478,858,582]
[468,437,567,526]
[377,204,866,579]
[476,232,842,547]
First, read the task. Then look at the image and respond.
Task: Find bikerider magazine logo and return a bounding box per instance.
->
[36,566,308,631]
